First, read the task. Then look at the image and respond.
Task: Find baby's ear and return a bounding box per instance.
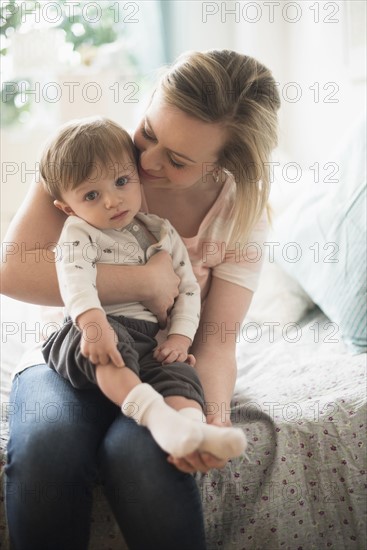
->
[54,200,75,216]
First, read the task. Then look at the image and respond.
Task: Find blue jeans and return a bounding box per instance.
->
[5,364,207,550]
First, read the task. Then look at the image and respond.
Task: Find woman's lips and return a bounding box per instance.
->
[138,165,163,180]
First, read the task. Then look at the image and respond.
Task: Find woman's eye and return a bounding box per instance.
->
[168,157,185,169]
[141,123,184,169]
[116,176,129,187]
[85,191,98,201]
[141,126,155,141]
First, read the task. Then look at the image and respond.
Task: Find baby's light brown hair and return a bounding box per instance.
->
[40,117,138,200]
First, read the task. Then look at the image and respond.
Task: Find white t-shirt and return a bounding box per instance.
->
[56,212,200,341]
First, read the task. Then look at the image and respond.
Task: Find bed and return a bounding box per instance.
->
[1,298,366,550]
[1,117,366,549]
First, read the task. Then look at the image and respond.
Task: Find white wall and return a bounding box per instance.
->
[167,0,366,166]
[166,0,236,57]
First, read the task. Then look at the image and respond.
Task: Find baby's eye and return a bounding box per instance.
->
[116,176,129,187]
[85,191,98,201]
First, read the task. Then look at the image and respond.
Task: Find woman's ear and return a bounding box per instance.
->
[54,200,75,216]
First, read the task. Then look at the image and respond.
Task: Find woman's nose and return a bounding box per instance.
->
[141,144,163,171]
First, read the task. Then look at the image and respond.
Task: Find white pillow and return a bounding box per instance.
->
[272,115,367,354]
[246,258,314,326]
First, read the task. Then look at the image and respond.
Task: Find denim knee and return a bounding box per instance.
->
[5,365,119,550]
[98,415,207,550]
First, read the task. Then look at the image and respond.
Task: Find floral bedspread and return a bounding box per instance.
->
[1,309,366,549]
[200,309,366,549]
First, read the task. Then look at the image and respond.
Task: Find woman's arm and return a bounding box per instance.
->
[168,277,253,472]
[1,179,180,321]
[193,277,253,422]
[1,179,66,304]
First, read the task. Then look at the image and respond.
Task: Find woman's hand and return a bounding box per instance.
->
[167,451,227,473]
[167,414,231,473]
[143,251,180,328]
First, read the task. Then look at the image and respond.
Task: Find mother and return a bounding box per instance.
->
[1,50,280,549]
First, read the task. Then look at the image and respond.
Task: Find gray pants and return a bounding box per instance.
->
[42,315,205,408]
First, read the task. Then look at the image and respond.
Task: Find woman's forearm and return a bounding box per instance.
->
[1,240,178,310]
[1,248,63,305]
[1,178,65,304]
[1,248,154,307]
[190,277,253,422]
[97,263,155,305]
[193,345,237,421]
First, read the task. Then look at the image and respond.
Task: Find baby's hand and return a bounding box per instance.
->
[77,309,124,368]
[154,334,192,364]
[81,329,124,368]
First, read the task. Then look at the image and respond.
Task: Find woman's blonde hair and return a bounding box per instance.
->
[40,117,137,200]
[157,49,281,243]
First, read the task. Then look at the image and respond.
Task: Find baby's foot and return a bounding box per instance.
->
[179,407,247,460]
[122,384,203,457]
[199,423,247,460]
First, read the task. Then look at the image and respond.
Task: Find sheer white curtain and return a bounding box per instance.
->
[159,0,366,164]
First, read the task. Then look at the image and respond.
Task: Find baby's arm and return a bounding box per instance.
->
[58,217,123,368]
[153,221,201,365]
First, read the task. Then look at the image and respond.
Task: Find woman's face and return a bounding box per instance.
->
[133,91,226,190]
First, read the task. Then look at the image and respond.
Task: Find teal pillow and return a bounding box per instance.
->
[273,116,366,354]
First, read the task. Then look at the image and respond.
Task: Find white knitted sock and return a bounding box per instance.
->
[179,407,247,460]
[121,384,203,457]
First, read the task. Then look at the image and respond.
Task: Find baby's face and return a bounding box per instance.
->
[57,154,142,230]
